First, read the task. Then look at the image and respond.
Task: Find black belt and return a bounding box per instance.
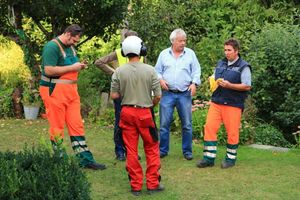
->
[123,105,148,108]
[169,89,186,93]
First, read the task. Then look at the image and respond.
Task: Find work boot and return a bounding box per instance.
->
[221,161,235,169]
[147,184,165,194]
[160,153,168,158]
[131,190,141,196]
[184,154,193,160]
[116,154,126,161]
[84,162,107,170]
[196,159,214,168]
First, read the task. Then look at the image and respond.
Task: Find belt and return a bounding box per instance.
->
[41,75,77,84]
[169,89,186,93]
[123,105,148,108]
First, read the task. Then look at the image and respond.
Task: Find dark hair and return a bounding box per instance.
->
[124,30,138,38]
[64,24,83,37]
[224,38,240,51]
[126,53,139,58]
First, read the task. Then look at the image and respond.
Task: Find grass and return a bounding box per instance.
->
[1,118,300,200]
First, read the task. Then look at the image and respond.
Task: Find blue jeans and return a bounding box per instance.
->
[159,90,193,156]
[114,98,125,157]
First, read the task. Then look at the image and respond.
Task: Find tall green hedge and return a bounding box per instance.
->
[0,146,91,200]
[248,24,300,142]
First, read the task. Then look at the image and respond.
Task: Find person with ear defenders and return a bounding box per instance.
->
[110,36,163,196]
[94,30,145,161]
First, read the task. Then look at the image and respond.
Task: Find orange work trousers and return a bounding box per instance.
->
[204,102,242,145]
[39,72,84,141]
[119,106,161,191]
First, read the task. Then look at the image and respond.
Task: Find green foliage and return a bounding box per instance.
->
[0,0,130,89]
[0,35,30,88]
[0,86,14,118]
[248,24,300,141]
[0,0,129,38]
[77,68,105,121]
[254,123,291,148]
[21,84,41,106]
[78,32,120,62]
[97,107,115,127]
[0,145,91,200]
[77,31,121,121]
[128,0,298,99]
[192,100,209,139]
[0,35,31,117]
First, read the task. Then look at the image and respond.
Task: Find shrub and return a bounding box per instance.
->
[77,67,109,121]
[128,0,297,101]
[0,35,30,88]
[77,32,120,121]
[0,86,14,118]
[192,100,209,139]
[0,146,91,200]
[0,36,32,118]
[254,123,291,148]
[248,24,300,142]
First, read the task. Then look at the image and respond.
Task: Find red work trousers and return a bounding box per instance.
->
[119,106,161,191]
[39,72,84,141]
[204,102,242,145]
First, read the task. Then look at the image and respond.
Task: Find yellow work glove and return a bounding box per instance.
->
[209,76,224,92]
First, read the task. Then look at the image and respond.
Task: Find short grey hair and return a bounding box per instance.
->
[169,28,186,44]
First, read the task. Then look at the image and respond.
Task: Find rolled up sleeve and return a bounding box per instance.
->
[110,71,120,93]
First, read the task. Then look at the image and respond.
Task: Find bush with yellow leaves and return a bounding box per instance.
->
[0,35,31,88]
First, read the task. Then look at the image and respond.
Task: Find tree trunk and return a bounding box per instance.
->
[12,87,23,119]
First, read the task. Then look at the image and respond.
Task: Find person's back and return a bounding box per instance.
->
[116,62,158,107]
[94,30,145,161]
[110,36,163,196]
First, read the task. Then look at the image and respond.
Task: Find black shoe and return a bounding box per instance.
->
[116,154,126,161]
[147,184,165,194]
[160,153,168,158]
[221,161,235,169]
[84,162,107,170]
[131,190,141,196]
[184,154,193,160]
[196,159,214,168]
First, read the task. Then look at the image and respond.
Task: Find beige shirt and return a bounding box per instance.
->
[94,51,118,75]
[111,62,161,107]
[94,50,147,76]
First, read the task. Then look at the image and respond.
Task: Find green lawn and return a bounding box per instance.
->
[1,119,300,200]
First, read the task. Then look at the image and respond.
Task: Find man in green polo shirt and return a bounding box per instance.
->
[39,24,106,170]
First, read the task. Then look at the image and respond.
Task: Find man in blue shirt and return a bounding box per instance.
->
[155,28,201,160]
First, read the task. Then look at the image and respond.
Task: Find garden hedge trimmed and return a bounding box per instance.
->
[0,146,91,200]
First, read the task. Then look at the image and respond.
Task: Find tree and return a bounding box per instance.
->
[127,0,299,98]
[0,0,129,118]
[0,0,129,78]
